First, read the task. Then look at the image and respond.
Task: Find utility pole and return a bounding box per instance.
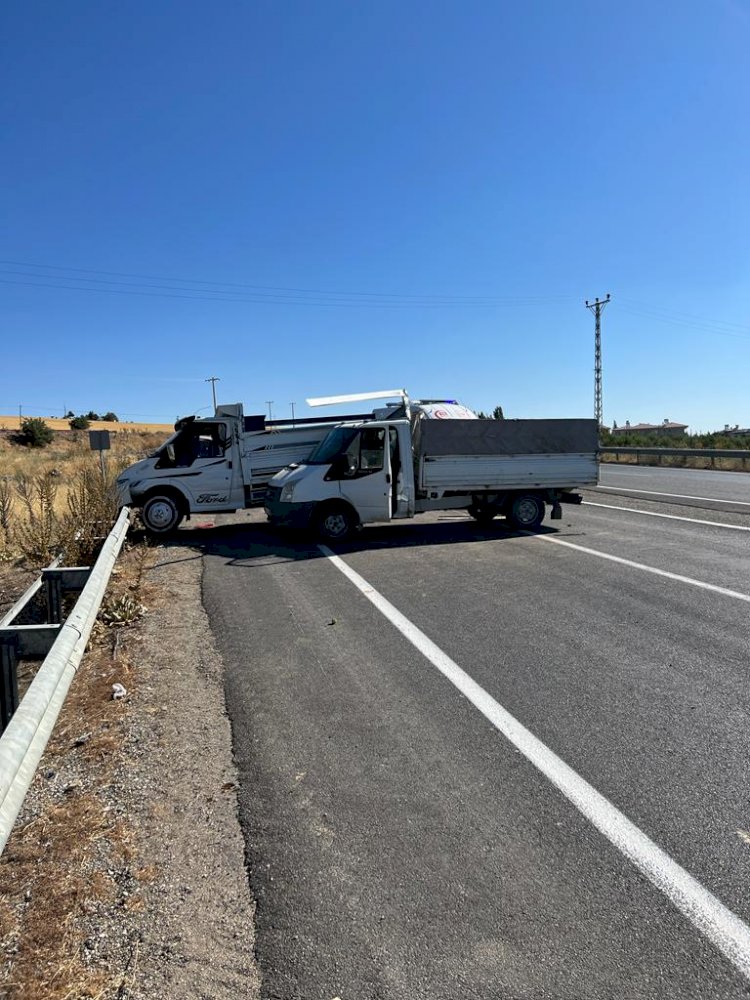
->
[585,294,611,429]
[205,376,220,412]
[290,402,296,426]
[265,401,274,421]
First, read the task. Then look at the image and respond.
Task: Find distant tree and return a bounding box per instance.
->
[476,410,488,419]
[18,417,54,448]
[69,415,90,430]
[64,410,75,418]
[101,411,119,422]
[492,405,504,420]
[85,410,100,421]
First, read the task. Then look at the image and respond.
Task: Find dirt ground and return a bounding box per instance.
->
[0,541,261,999]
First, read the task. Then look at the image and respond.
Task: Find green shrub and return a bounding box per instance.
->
[102,411,119,422]
[18,417,54,448]
[69,415,90,430]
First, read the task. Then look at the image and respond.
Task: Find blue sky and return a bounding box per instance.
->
[2,1,748,430]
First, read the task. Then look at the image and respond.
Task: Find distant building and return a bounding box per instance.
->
[611,419,688,438]
[717,424,750,437]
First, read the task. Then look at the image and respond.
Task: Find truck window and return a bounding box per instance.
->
[356,427,385,472]
[155,423,227,468]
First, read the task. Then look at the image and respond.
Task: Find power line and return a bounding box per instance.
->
[619,297,749,332]
[0,259,572,306]
[0,275,577,309]
[618,302,750,340]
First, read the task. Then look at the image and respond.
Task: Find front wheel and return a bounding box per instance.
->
[506,494,545,530]
[141,494,184,535]
[314,503,357,542]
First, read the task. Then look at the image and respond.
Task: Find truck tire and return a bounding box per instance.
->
[141,493,184,535]
[507,494,545,530]
[314,503,357,542]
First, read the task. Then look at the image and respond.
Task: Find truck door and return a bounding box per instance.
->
[336,425,391,524]
[388,425,412,518]
[171,422,239,511]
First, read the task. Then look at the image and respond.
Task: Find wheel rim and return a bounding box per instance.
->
[323,512,348,537]
[147,500,175,530]
[515,498,540,524]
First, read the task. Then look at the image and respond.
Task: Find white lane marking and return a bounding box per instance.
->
[583,501,750,532]
[597,485,750,507]
[529,534,750,604]
[319,544,750,980]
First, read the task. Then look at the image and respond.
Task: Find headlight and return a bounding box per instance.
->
[280,482,296,502]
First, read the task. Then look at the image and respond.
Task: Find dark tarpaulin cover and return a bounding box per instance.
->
[416,419,599,457]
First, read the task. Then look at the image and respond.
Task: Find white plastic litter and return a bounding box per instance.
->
[111,683,127,700]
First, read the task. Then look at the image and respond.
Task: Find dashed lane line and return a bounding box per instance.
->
[583,501,750,532]
[597,485,750,507]
[530,533,750,603]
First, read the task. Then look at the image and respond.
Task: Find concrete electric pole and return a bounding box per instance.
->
[205,376,220,412]
[585,294,611,429]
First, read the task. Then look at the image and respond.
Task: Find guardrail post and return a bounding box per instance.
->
[0,636,19,733]
[45,571,63,625]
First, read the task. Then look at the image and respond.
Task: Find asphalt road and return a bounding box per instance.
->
[598,463,750,510]
[196,467,750,999]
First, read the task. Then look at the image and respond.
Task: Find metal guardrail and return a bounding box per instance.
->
[0,507,131,855]
[600,447,750,467]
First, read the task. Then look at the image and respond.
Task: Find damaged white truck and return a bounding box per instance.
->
[116,391,478,534]
[265,405,599,540]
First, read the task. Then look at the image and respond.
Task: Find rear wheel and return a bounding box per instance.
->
[506,494,545,530]
[314,503,357,541]
[141,493,184,535]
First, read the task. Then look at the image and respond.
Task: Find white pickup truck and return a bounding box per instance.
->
[265,414,599,539]
[116,391,478,534]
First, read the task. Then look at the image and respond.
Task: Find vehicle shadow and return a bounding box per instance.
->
[147,513,570,570]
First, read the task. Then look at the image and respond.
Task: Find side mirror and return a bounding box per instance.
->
[329,454,356,479]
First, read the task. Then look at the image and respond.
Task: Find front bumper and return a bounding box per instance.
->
[264,496,317,530]
[116,481,133,506]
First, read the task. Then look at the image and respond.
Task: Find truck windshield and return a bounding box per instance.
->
[149,430,179,458]
[307,427,359,464]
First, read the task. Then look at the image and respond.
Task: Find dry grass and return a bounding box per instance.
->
[0,543,157,999]
[0,431,165,494]
[0,431,164,569]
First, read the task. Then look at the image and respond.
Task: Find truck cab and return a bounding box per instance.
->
[265,420,414,540]
[117,413,245,532]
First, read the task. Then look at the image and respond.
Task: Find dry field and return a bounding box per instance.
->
[0,429,165,608]
[0,429,165,508]
[0,416,171,433]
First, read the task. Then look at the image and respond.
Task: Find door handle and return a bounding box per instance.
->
[386,474,391,483]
